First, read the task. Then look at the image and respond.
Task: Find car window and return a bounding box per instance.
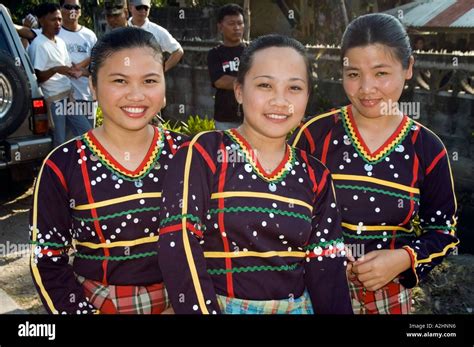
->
[0,22,13,55]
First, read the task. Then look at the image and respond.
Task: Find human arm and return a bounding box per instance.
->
[164,48,183,72]
[158,133,221,314]
[30,155,98,314]
[303,162,353,314]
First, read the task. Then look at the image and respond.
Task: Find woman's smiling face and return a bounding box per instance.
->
[342,44,413,119]
[91,46,165,132]
[234,46,309,140]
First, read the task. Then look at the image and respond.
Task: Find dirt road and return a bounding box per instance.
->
[0,178,45,314]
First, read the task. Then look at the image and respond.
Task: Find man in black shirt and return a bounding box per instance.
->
[207,3,245,130]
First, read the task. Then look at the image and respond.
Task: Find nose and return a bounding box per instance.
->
[126,84,146,101]
[269,89,290,109]
[360,74,376,94]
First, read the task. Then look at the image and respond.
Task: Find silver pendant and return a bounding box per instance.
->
[268,183,277,192]
[364,164,373,172]
[154,163,161,171]
[134,180,143,188]
[89,154,99,162]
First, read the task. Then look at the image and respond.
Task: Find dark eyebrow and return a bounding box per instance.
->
[253,75,274,80]
[253,75,306,82]
[108,73,162,78]
[344,64,392,70]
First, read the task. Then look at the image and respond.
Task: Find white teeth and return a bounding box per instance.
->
[266,114,288,120]
[123,107,145,114]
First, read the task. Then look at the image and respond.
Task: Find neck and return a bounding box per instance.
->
[131,17,146,27]
[42,31,55,40]
[237,122,286,155]
[351,105,403,130]
[62,21,80,31]
[97,120,154,153]
[223,38,242,47]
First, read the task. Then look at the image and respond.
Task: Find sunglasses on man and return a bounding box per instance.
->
[62,4,81,10]
[135,5,149,11]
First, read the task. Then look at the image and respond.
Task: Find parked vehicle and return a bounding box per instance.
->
[0,4,52,181]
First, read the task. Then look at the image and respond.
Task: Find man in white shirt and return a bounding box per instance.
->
[58,0,98,126]
[27,3,91,146]
[127,0,183,71]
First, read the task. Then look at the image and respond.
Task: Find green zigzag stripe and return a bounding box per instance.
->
[342,231,416,240]
[341,109,413,165]
[208,207,311,222]
[30,241,68,248]
[73,206,161,222]
[424,225,456,231]
[207,263,299,275]
[304,237,344,251]
[335,184,419,201]
[74,251,157,261]
[159,214,202,227]
[83,135,162,182]
[226,131,296,184]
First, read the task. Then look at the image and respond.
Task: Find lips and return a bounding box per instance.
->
[264,113,290,123]
[359,98,382,107]
[121,106,147,118]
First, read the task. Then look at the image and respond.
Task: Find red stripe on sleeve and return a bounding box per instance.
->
[160,222,203,238]
[321,130,333,165]
[426,149,447,175]
[194,142,216,174]
[317,169,330,196]
[302,127,316,154]
[217,142,234,297]
[299,150,318,193]
[46,160,68,192]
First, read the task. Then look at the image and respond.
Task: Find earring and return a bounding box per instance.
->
[237,102,242,118]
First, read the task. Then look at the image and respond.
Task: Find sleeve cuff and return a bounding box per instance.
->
[398,246,419,289]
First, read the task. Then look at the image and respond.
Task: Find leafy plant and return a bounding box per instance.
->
[95,106,103,127]
[156,115,184,134]
[181,115,215,136]
[95,111,215,137]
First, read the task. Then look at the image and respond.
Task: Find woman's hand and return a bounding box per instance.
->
[351,249,412,291]
[161,306,175,314]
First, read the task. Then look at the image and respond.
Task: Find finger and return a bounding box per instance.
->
[352,260,373,275]
[345,245,356,262]
[363,279,385,292]
[354,250,379,265]
[356,271,376,283]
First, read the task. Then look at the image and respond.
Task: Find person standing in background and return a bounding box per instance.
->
[27,3,91,147]
[128,0,183,72]
[207,3,245,130]
[58,0,98,126]
[104,0,129,30]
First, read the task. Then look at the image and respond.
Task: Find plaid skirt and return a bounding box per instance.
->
[76,275,170,314]
[217,291,314,314]
[349,278,412,314]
